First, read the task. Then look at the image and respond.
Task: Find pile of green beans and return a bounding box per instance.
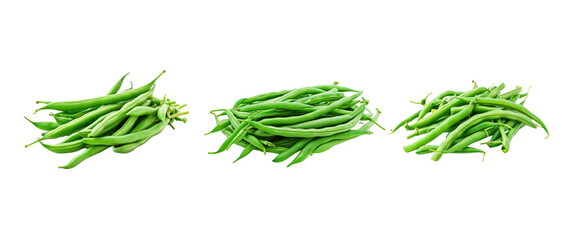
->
[393,82,548,161]
[25,70,189,169]
[207,82,383,167]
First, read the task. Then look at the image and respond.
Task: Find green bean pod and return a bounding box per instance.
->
[37,70,164,112]
[24,117,59,131]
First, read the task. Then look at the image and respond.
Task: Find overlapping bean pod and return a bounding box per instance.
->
[207,82,383,167]
[393,82,548,161]
[24,70,189,169]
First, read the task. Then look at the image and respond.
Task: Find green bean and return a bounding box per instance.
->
[127,106,158,117]
[25,102,127,147]
[40,140,85,154]
[60,117,139,169]
[458,96,548,138]
[417,90,464,120]
[272,138,312,163]
[157,104,169,122]
[206,119,231,135]
[502,122,524,153]
[234,145,255,163]
[450,105,496,115]
[225,109,266,153]
[403,103,475,152]
[458,121,500,138]
[83,118,169,146]
[446,126,498,153]
[487,83,505,98]
[249,112,363,138]
[53,115,73,125]
[311,84,357,92]
[284,102,366,129]
[24,117,59,131]
[90,90,154,137]
[416,145,485,155]
[431,110,536,161]
[60,112,113,143]
[288,130,371,167]
[500,87,522,99]
[36,70,164,112]
[209,122,250,154]
[238,102,314,112]
[408,87,487,129]
[259,91,362,126]
[313,118,377,154]
[107,72,129,95]
[131,115,159,133]
[296,92,345,105]
[392,110,421,133]
[242,89,292,104]
[268,87,325,103]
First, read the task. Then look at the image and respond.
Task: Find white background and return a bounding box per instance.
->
[1,1,561,239]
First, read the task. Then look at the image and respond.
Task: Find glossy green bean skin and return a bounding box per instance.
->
[53,115,73,125]
[272,138,312,163]
[313,119,377,153]
[269,87,326,103]
[112,117,160,153]
[40,140,85,154]
[259,91,362,126]
[234,145,255,163]
[458,96,549,137]
[127,106,158,117]
[249,112,363,138]
[311,84,357,92]
[24,117,59,131]
[416,145,485,155]
[403,103,475,152]
[37,70,163,112]
[288,130,371,167]
[107,72,129,95]
[392,110,421,132]
[238,102,313,112]
[225,109,266,153]
[33,102,126,143]
[90,90,153,137]
[206,119,230,135]
[432,110,536,161]
[296,92,345,105]
[450,105,496,115]
[458,121,500,138]
[487,83,505,98]
[408,87,486,129]
[417,90,464,120]
[500,87,522,99]
[284,102,366,129]
[502,122,524,153]
[83,118,169,146]
[242,89,292,104]
[446,126,499,153]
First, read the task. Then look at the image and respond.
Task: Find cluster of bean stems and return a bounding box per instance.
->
[393,82,549,161]
[207,83,383,167]
[25,70,188,169]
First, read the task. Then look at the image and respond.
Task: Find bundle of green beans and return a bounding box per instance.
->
[25,70,188,169]
[393,82,549,161]
[207,82,383,167]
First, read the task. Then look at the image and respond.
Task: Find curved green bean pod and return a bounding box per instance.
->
[157,104,170,122]
[37,70,164,112]
[431,110,536,161]
[234,145,255,163]
[272,138,312,163]
[83,118,169,146]
[391,110,421,133]
[24,117,59,131]
[90,90,153,137]
[416,145,485,155]
[458,96,548,138]
[403,103,475,152]
[107,72,129,95]
[238,102,314,112]
[127,106,158,117]
[417,90,464,120]
[40,140,85,154]
[53,115,73,125]
[288,130,371,167]
[408,87,486,129]
[249,112,363,138]
[242,89,292,104]
[259,91,362,126]
[284,102,366,129]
